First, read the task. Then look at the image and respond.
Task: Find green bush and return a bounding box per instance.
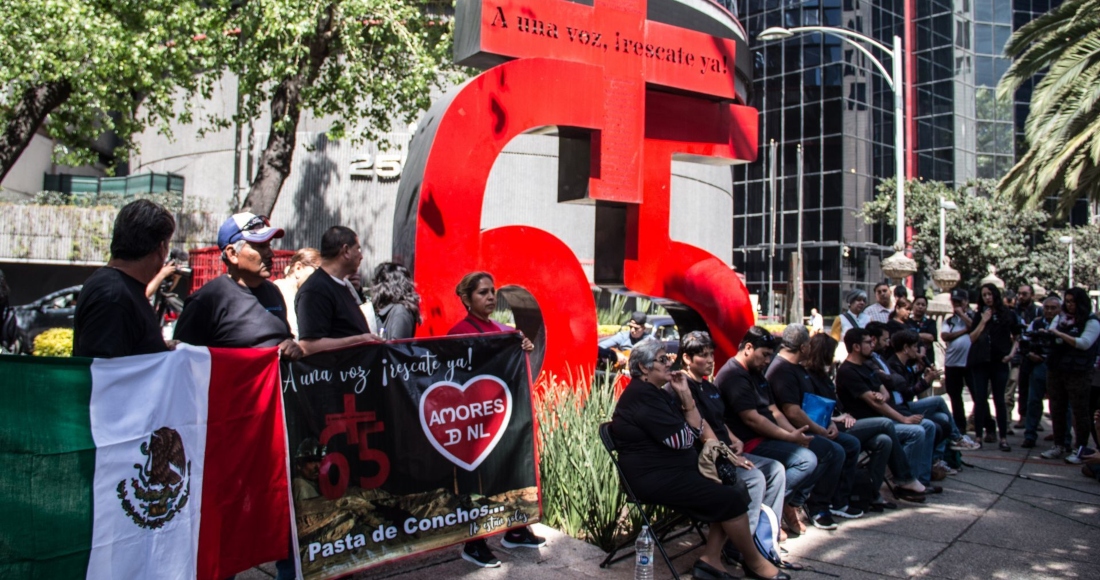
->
[33,328,74,357]
[538,373,630,551]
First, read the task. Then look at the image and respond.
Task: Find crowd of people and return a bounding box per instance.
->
[608,279,1100,579]
[62,198,1100,580]
[70,200,546,575]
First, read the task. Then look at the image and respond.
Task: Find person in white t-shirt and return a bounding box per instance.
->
[940,289,975,439]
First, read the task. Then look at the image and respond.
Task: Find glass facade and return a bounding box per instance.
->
[734,0,904,315]
[733,0,1075,316]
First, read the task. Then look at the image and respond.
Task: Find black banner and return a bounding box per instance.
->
[281,333,540,579]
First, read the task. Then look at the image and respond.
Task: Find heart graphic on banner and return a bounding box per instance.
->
[419,375,513,471]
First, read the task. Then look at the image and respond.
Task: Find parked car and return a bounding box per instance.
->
[12,285,81,354]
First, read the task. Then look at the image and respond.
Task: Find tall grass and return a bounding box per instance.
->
[537,372,640,551]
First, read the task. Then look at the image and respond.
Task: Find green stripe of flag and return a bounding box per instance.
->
[0,356,95,579]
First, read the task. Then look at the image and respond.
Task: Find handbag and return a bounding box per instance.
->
[801,392,836,430]
[698,438,740,486]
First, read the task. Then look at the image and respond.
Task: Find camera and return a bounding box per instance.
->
[1018,328,1055,358]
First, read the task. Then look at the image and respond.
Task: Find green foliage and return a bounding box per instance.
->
[1028,224,1100,291]
[32,328,74,357]
[537,373,639,551]
[0,0,221,172]
[859,178,1051,289]
[596,293,630,326]
[998,0,1100,216]
[28,190,188,212]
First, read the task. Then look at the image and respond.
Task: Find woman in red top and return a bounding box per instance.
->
[447,271,539,568]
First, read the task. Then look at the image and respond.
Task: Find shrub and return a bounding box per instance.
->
[33,328,74,357]
[537,372,641,551]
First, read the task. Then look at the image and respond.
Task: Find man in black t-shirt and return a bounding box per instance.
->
[74,200,176,358]
[296,226,381,356]
[174,213,302,359]
[767,324,862,520]
[713,326,839,533]
[836,328,939,491]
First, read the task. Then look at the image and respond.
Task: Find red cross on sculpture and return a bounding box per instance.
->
[394,0,759,386]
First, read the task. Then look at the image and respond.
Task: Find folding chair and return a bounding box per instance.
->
[598,421,707,579]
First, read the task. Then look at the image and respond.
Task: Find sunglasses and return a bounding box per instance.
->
[241,215,270,233]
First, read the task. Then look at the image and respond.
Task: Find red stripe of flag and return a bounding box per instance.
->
[198,347,291,580]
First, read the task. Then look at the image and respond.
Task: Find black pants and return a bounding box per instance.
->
[1017,362,1033,420]
[944,366,971,433]
[970,361,1010,439]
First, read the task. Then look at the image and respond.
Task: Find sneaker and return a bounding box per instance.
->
[934,460,958,476]
[811,511,838,530]
[931,463,948,481]
[1040,445,1066,460]
[1037,424,1045,432]
[500,527,546,549]
[1013,421,1026,429]
[983,433,996,444]
[1007,428,1016,435]
[829,505,864,519]
[461,540,501,568]
[950,435,981,451]
[1021,439,1036,448]
[1065,448,1093,465]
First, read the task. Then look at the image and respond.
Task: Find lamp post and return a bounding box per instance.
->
[1059,235,1074,288]
[757,25,916,283]
[931,198,960,297]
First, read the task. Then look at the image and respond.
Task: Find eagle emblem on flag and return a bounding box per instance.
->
[117,427,192,529]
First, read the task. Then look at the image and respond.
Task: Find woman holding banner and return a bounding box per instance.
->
[447,271,540,568]
[611,340,788,580]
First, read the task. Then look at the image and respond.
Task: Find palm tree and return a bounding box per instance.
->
[998,0,1100,217]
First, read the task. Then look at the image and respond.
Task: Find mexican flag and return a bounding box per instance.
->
[0,345,291,579]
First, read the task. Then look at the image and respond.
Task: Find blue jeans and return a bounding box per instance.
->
[896,420,936,485]
[846,417,911,495]
[751,435,844,514]
[1024,362,1072,446]
[742,453,786,534]
[906,398,953,462]
[826,432,862,509]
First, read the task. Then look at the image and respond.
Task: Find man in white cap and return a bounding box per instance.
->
[173,212,302,360]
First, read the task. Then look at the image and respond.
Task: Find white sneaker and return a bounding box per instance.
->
[950,435,981,451]
[934,460,958,475]
[1040,445,1066,460]
[1065,448,1092,465]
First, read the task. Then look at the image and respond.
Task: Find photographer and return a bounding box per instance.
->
[1040,288,1100,463]
[1021,296,1071,449]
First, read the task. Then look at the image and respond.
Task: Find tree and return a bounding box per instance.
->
[998,0,1100,217]
[202,0,455,215]
[1028,224,1100,292]
[859,179,1048,289]
[0,0,219,180]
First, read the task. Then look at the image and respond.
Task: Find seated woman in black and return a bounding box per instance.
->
[611,340,788,580]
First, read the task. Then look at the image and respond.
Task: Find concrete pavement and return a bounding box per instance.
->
[243,415,1100,580]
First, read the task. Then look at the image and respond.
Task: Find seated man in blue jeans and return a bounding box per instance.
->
[886,330,980,474]
[714,326,844,533]
[767,324,863,520]
[837,328,942,495]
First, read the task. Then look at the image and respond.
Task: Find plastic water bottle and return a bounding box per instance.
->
[635,525,654,580]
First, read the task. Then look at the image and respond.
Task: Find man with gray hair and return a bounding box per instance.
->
[174,212,302,360]
[767,324,863,520]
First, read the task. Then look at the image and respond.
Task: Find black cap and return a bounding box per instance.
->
[951,290,969,303]
[629,311,648,326]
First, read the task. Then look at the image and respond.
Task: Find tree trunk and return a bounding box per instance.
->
[241,5,337,216]
[0,80,73,183]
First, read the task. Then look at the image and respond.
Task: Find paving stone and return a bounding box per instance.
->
[920,539,1094,580]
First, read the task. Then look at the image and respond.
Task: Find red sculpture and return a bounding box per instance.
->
[394,0,759,385]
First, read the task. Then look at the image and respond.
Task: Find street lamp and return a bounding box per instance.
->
[1059,235,1074,288]
[932,198,960,293]
[757,25,915,282]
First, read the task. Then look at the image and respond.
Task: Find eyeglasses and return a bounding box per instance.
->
[241,215,270,233]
